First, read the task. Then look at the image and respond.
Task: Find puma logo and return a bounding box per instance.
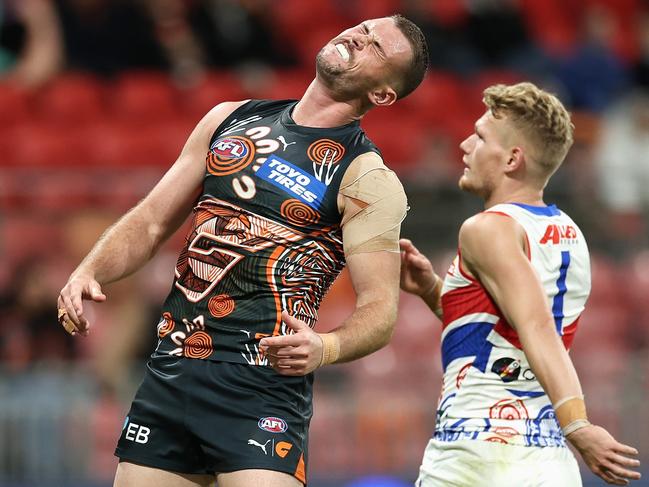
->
[278,136,296,151]
[247,438,271,455]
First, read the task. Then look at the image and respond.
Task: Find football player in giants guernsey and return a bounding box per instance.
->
[400,82,641,486]
[57,15,428,487]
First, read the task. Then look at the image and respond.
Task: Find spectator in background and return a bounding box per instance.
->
[54,0,168,77]
[594,90,649,254]
[186,0,297,69]
[0,0,63,88]
[555,5,629,112]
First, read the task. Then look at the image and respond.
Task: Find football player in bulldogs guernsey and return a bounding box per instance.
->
[57,15,428,487]
[400,83,641,486]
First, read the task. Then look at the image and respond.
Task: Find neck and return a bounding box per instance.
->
[484,185,545,209]
[292,79,367,128]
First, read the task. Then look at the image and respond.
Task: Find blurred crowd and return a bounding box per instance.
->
[1,0,648,485]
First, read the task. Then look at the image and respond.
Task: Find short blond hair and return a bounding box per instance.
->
[483,82,574,177]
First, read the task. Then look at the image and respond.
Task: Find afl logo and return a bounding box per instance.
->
[207,136,255,176]
[258,416,288,433]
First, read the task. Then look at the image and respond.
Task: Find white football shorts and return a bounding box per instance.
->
[416,438,582,487]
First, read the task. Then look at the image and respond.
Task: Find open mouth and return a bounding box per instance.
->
[335,43,350,61]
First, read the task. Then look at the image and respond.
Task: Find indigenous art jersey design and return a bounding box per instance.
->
[155,99,380,365]
[434,203,591,447]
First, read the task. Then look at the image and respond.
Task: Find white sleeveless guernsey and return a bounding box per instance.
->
[434,203,591,447]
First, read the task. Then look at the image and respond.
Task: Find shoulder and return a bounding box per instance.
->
[459,212,526,252]
[201,100,250,126]
[341,152,403,191]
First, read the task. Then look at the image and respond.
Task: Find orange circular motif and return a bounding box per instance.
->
[489,399,529,420]
[280,199,320,226]
[183,331,213,359]
[307,139,345,165]
[206,136,255,176]
[208,294,235,318]
[158,312,175,338]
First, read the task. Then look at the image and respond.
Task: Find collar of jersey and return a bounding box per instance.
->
[280,102,361,135]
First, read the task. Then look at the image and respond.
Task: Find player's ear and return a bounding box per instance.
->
[368,86,397,107]
[505,147,525,173]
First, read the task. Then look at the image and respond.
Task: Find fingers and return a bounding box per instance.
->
[280,310,308,332]
[598,469,628,486]
[57,298,77,336]
[399,238,415,251]
[610,453,641,469]
[263,346,304,358]
[614,443,639,457]
[602,458,642,482]
[260,335,300,349]
[58,276,105,337]
[406,251,432,270]
[88,281,107,302]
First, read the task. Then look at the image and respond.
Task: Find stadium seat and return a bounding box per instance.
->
[2,123,84,167]
[271,0,344,43]
[402,72,466,129]
[108,72,178,126]
[362,109,428,171]
[0,83,31,129]
[180,71,249,120]
[37,73,105,126]
[259,69,311,100]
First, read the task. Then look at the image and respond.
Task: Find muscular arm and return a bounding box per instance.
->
[328,250,400,362]
[331,152,406,361]
[58,101,247,333]
[260,152,407,372]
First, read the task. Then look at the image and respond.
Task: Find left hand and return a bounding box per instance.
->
[568,424,641,485]
[259,311,324,376]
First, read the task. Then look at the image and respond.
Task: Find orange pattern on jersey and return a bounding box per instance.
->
[183,331,213,359]
[294,453,306,484]
[208,294,235,318]
[280,199,320,226]
[307,139,345,165]
[157,312,175,338]
[206,136,255,176]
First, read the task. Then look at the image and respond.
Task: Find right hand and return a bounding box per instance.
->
[57,273,106,336]
[568,424,641,485]
[399,238,438,296]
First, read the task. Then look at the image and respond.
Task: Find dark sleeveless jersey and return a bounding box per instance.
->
[154,99,381,365]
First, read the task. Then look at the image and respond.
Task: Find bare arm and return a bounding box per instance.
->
[460,213,640,486]
[259,154,406,374]
[327,250,400,362]
[58,101,247,335]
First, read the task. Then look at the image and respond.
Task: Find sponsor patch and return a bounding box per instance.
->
[258,416,288,433]
[255,155,326,209]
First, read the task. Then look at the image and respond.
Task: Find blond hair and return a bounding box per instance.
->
[483,82,574,178]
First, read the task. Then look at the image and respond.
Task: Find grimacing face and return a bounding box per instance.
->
[458,111,512,199]
[315,17,412,100]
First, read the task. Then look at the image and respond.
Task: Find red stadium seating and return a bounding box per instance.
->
[108,72,178,126]
[36,73,105,126]
[180,71,249,120]
[0,83,30,128]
